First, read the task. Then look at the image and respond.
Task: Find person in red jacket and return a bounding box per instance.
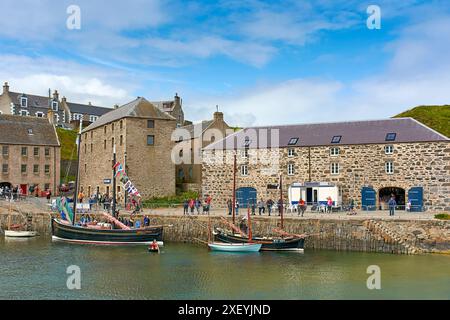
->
[189,198,195,214]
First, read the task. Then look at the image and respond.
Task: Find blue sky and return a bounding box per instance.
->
[0,0,450,126]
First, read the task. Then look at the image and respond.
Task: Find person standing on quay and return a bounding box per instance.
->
[266,199,273,216]
[183,199,189,215]
[257,199,265,215]
[195,198,202,214]
[388,196,397,216]
[189,198,195,214]
[227,199,232,215]
[298,198,306,217]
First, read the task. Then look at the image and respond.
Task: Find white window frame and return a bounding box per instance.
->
[287,163,295,176]
[72,113,83,121]
[54,114,59,123]
[384,145,394,155]
[52,101,58,111]
[20,110,29,116]
[330,147,340,156]
[36,112,44,118]
[385,161,394,174]
[288,148,295,157]
[240,165,248,176]
[89,115,98,122]
[20,97,27,108]
[330,163,340,175]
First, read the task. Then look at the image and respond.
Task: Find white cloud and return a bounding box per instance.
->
[0,55,133,107]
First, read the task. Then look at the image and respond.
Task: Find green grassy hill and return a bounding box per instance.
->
[56,127,78,161]
[394,105,450,138]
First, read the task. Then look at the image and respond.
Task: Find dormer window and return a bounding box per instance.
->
[288,137,299,146]
[52,101,58,111]
[36,112,44,118]
[20,97,27,107]
[89,115,98,122]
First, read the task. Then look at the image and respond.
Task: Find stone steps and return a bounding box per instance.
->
[363,219,424,255]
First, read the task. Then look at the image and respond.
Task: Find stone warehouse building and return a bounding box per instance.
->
[0,114,61,195]
[0,82,65,124]
[202,118,450,212]
[79,97,177,200]
[174,110,232,192]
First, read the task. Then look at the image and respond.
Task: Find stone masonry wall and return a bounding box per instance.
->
[202,142,450,211]
[79,117,176,201]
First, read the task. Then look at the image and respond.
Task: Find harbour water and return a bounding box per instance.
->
[0,236,449,300]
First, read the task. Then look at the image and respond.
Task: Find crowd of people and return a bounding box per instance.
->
[183,195,212,215]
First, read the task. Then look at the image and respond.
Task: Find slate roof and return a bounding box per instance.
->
[9,91,53,109]
[83,97,176,132]
[0,114,60,146]
[205,118,449,150]
[67,102,112,117]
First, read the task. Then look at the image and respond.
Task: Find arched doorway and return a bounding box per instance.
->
[236,187,257,208]
[379,187,405,210]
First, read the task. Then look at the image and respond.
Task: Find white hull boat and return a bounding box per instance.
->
[4,230,38,238]
[208,242,261,252]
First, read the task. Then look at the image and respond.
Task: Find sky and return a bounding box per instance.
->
[0,0,449,127]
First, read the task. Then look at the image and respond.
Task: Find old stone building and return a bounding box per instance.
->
[174,110,232,192]
[0,114,61,195]
[151,93,185,127]
[79,97,177,200]
[60,97,112,128]
[0,82,65,124]
[202,118,450,212]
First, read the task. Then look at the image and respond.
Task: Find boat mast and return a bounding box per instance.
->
[232,153,237,225]
[280,174,284,230]
[72,121,83,225]
[247,206,252,242]
[112,145,117,218]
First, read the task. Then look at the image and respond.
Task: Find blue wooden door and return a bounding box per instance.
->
[236,187,257,208]
[408,187,423,212]
[361,187,376,211]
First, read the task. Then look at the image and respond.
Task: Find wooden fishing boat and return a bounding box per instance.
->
[5,230,38,238]
[208,242,262,252]
[51,218,163,245]
[213,228,304,252]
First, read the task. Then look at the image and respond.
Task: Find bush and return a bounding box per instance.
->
[434,213,450,220]
[142,191,199,208]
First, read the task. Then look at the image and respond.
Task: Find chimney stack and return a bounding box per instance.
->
[47,109,55,125]
[114,104,119,109]
[62,96,67,103]
[52,90,59,100]
[3,82,9,94]
[213,106,224,122]
[174,93,181,106]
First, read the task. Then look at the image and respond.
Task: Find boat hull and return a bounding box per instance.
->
[4,230,38,238]
[214,229,304,252]
[51,219,163,245]
[208,242,262,252]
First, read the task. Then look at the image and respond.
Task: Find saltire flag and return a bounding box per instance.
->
[114,161,141,197]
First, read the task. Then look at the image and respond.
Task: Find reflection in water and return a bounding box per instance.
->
[0,237,449,300]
